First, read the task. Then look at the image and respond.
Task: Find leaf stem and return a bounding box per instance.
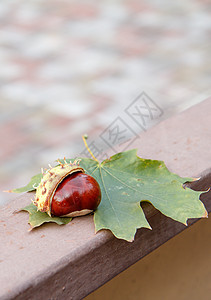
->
[82,135,99,163]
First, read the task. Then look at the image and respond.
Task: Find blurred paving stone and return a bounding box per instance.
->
[0,0,210,205]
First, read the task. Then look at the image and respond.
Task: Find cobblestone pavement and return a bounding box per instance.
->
[0,0,210,205]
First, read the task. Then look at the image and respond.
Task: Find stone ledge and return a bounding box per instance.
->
[1,98,211,300]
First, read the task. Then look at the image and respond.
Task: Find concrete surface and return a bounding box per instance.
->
[0,98,211,299]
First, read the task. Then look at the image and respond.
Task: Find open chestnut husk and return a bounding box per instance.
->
[34,160,101,217]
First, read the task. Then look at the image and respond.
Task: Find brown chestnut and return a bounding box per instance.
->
[34,161,101,217]
[51,172,101,217]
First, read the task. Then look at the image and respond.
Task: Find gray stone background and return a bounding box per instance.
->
[0,0,210,205]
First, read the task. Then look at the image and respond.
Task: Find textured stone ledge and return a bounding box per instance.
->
[1,98,211,300]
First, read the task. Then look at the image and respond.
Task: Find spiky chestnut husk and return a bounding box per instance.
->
[34,160,101,217]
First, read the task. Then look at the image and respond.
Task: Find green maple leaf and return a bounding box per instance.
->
[11,149,207,241]
[77,150,207,241]
[20,203,72,229]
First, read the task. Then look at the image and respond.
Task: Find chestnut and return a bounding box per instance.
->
[51,172,101,217]
[34,160,101,217]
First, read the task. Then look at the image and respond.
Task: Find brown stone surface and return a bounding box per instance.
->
[0,98,211,300]
[130,97,211,178]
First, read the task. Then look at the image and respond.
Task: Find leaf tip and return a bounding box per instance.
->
[203,209,208,219]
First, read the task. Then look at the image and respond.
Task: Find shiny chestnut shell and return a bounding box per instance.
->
[34,161,101,217]
[51,172,101,217]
